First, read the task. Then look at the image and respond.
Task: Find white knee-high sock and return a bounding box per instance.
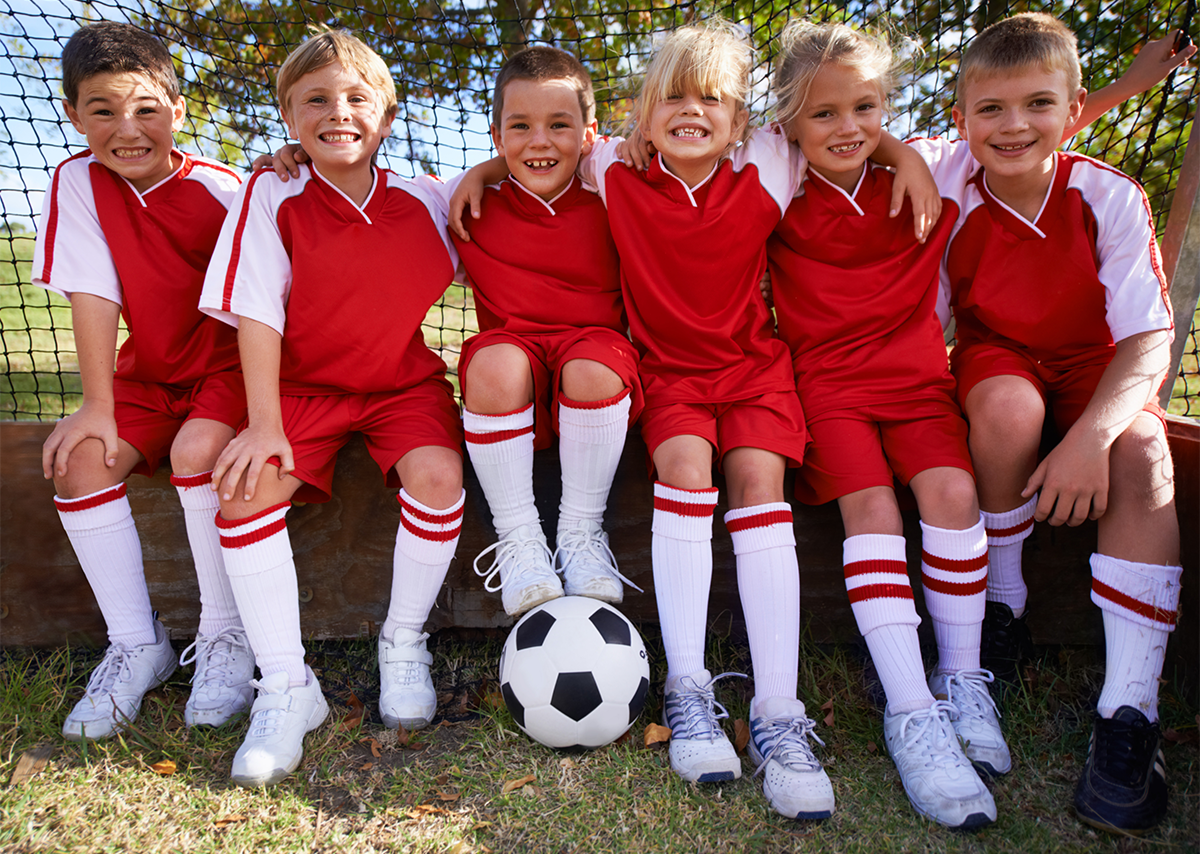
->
[173,472,241,636]
[727,503,799,703]
[382,489,465,640]
[652,482,719,686]
[463,405,539,539]
[1091,553,1183,722]
[921,519,988,675]
[56,483,156,646]
[557,390,631,528]
[844,534,931,713]
[982,496,1036,617]
[218,503,306,686]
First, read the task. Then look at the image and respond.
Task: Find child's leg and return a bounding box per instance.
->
[556,357,631,601]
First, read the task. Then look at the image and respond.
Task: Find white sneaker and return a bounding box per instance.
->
[663,670,743,783]
[379,628,436,731]
[231,666,329,787]
[180,626,255,727]
[747,696,836,819]
[929,669,1012,777]
[555,521,642,604]
[473,524,563,616]
[63,619,177,741]
[883,700,996,829]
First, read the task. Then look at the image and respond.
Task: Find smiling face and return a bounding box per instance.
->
[646,87,748,188]
[953,64,1084,207]
[786,62,884,193]
[64,71,185,193]
[491,77,596,201]
[282,59,394,192]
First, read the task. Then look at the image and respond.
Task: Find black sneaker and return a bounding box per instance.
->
[1073,706,1168,835]
[980,601,1031,689]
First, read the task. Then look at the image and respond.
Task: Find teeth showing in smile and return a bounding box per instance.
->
[525,159,558,168]
[830,142,861,153]
[994,142,1032,151]
[672,127,707,138]
[320,132,359,142]
[114,147,150,158]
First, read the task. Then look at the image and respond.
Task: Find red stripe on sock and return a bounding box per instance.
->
[398,495,465,524]
[464,425,534,445]
[215,501,291,529]
[725,509,793,532]
[54,482,127,511]
[921,574,988,596]
[1092,578,1177,626]
[922,551,989,573]
[219,516,287,548]
[401,512,462,542]
[559,387,631,410]
[986,516,1035,538]
[847,583,915,603]
[844,558,907,579]
[170,472,212,488]
[654,496,717,517]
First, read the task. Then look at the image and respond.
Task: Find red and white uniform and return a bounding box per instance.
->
[580,128,807,409]
[34,149,242,385]
[202,163,456,396]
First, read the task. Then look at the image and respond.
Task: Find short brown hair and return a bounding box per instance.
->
[493,46,596,126]
[61,21,180,107]
[957,13,1081,105]
[276,29,397,117]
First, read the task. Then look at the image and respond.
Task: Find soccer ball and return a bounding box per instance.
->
[499,596,650,749]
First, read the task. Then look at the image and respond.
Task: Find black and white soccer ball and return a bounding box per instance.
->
[499,596,650,749]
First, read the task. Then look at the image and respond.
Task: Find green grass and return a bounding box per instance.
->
[2,634,1197,853]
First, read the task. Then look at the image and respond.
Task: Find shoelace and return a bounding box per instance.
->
[1091,715,1158,781]
[381,634,430,687]
[752,715,825,776]
[245,678,286,738]
[179,626,250,689]
[943,669,1002,723]
[473,534,556,592]
[667,671,746,741]
[82,644,135,699]
[894,700,963,764]
[552,526,644,593]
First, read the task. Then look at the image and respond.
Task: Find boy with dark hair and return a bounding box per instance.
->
[913,12,1187,834]
[33,20,252,741]
[452,45,643,616]
[201,28,465,787]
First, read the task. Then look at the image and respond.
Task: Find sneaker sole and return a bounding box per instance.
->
[231,693,330,788]
[380,711,434,731]
[1075,811,1154,836]
[506,586,563,617]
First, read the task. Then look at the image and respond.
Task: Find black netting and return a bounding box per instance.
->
[2,0,1197,419]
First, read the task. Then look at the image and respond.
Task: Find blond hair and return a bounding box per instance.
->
[772,19,909,129]
[956,13,1081,105]
[277,29,397,117]
[630,17,754,140]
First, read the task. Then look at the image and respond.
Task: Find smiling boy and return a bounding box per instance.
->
[925,13,1182,834]
[450,47,643,617]
[33,21,251,741]
[199,29,465,786]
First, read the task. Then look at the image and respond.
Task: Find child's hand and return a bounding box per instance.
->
[1021,431,1110,526]
[616,128,655,170]
[448,174,487,242]
[759,267,774,308]
[1120,29,1196,94]
[890,153,942,244]
[211,422,295,502]
[250,144,308,181]
[41,403,119,479]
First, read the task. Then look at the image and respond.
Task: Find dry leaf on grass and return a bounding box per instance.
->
[434,790,461,802]
[340,693,365,731]
[363,737,383,758]
[9,746,52,786]
[410,805,452,817]
[213,815,247,828]
[866,741,877,754]
[502,774,536,794]
[396,723,413,747]
[644,723,671,747]
[733,719,750,753]
[359,762,374,771]
[149,759,177,776]
[447,842,474,854]
[482,689,506,711]
[820,698,834,728]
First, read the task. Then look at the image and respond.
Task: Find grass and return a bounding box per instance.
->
[2,632,1197,853]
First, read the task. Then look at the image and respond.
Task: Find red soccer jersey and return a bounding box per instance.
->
[581,130,805,407]
[768,164,958,419]
[201,163,456,395]
[448,174,624,335]
[33,150,242,385]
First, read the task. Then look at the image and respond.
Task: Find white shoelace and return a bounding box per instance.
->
[179,626,250,689]
[82,644,135,698]
[552,525,643,592]
[753,715,826,775]
[245,679,285,737]
[942,669,1001,724]
[894,700,965,765]
[473,533,556,592]
[666,671,746,741]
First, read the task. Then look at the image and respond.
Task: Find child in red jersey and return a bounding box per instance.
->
[199,30,465,787]
[32,21,251,742]
[920,13,1189,835]
[449,47,644,618]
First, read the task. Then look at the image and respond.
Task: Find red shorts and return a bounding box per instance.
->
[952,342,1165,435]
[796,399,973,505]
[114,370,247,477]
[269,378,463,503]
[638,389,809,477]
[459,327,642,449]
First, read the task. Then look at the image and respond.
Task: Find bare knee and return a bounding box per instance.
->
[463,345,533,414]
[910,467,981,529]
[1109,415,1174,505]
[53,438,130,499]
[169,421,235,475]
[397,449,464,509]
[724,449,786,508]
[560,359,625,402]
[964,378,1044,450]
[838,487,903,537]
